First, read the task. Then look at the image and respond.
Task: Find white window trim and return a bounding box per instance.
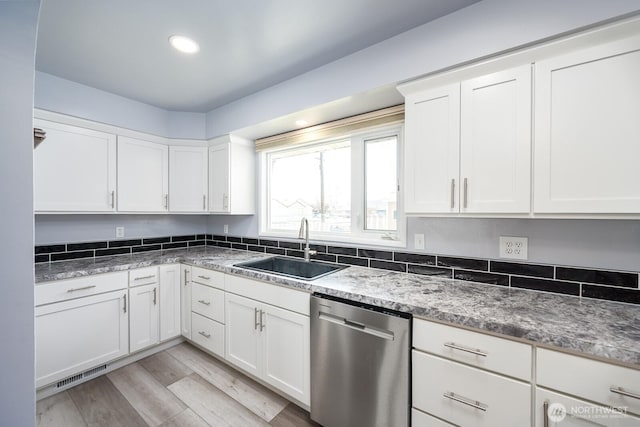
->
[259,123,406,248]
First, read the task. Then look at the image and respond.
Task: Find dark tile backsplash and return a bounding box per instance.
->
[35,233,640,305]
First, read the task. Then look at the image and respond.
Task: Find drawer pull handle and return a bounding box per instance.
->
[197,275,210,280]
[610,386,640,401]
[66,285,96,293]
[543,400,549,427]
[444,342,487,357]
[134,275,156,281]
[198,299,211,306]
[443,391,487,411]
[198,331,211,338]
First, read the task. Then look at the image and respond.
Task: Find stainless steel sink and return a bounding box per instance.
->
[234,256,348,280]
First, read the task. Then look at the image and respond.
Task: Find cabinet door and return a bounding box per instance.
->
[159,264,181,341]
[117,136,169,212]
[224,293,260,377]
[208,143,230,213]
[534,36,640,213]
[460,64,531,213]
[261,303,310,405]
[404,84,460,213]
[34,119,116,212]
[35,289,128,388]
[129,283,159,353]
[536,388,640,427]
[169,146,208,212]
[180,265,191,339]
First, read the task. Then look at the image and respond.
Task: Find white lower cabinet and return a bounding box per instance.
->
[412,408,455,427]
[128,283,159,353]
[191,312,225,357]
[35,288,128,388]
[225,282,310,406]
[180,265,192,339]
[159,264,181,341]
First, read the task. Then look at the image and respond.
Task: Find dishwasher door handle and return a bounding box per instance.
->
[318,312,394,340]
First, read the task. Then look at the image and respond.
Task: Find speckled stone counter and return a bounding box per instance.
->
[35,247,640,366]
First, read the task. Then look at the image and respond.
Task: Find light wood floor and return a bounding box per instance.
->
[36,342,320,427]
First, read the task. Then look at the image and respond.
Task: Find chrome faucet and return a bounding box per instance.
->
[298,217,317,262]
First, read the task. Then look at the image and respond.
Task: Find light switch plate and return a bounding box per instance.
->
[499,236,528,260]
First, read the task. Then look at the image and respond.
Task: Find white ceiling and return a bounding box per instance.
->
[36,0,480,113]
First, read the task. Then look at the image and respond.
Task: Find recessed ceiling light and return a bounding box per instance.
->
[169,35,200,54]
[295,120,308,127]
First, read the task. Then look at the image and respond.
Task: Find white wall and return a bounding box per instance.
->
[35,72,207,139]
[35,215,209,244]
[205,0,640,137]
[0,1,40,424]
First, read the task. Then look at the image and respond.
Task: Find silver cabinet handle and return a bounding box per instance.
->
[134,275,156,281]
[197,275,210,280]
[610,386,640,400]
[110,190,115,208]
[198,331,211,338]
[222,194,229,210]
[463,177,468,209]
[443,391,487,411]
[184,268,189,286]
[444,342,488,357]
[164,194,169,209]
[197,299,211,306]
[66,285,96,293]
[203,194,206,210]
[543,400,549,427]
[254,307,259,330]
[450,179,455,209]
[153,287,157,305]
[260,309,265,331]
[123,294,127,313]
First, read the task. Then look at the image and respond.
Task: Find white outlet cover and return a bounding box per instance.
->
[115,226,125,238]
[499,236,528,260]
[414,233,425,250]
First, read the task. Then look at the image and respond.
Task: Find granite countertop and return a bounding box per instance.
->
[35,247,640,366]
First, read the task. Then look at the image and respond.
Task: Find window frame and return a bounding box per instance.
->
[259,122,405,247]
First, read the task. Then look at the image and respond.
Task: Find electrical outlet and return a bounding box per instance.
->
[116,227,125,238]
[499,236,528,260]
[223,224,229,234]
[414,233,425,250]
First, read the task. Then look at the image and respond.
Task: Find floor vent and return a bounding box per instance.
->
[56,364,108,388]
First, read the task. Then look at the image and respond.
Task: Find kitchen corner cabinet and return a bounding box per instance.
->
[35,272,129,388]
[534,35,640,214]
[159,264,181,341]
[117,136,169,212]
[402,64,531,215]
[169,146,208,212]
[128,267,160,353]
[225,275,310,405]
[34,119,116,212]
[180,265,192,339]
[208,136,255,214]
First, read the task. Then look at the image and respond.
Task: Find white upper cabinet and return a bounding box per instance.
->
[534,35,640,214]
[460,65,532,213]
[404,84,460,214]
[401,64,532,215]
[34,119,116,212]
[169,145,208,212]
[208,136,255,214]
[117,136,169,212]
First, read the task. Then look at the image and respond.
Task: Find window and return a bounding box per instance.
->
[261,124,404,245]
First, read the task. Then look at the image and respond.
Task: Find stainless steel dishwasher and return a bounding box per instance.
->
[310,293,411,427]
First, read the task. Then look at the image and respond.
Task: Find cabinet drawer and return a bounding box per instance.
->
[191,266,224,290]
[36,271,128,306]
[413,350,530,427]
[191,312,224,358]
[537,348,640,416]
[129,266,158,286]
[191,283,225,323]
[536,387,640,427]
[412,408,455,426]
[225,274,310,315]
[413,318,531,380]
